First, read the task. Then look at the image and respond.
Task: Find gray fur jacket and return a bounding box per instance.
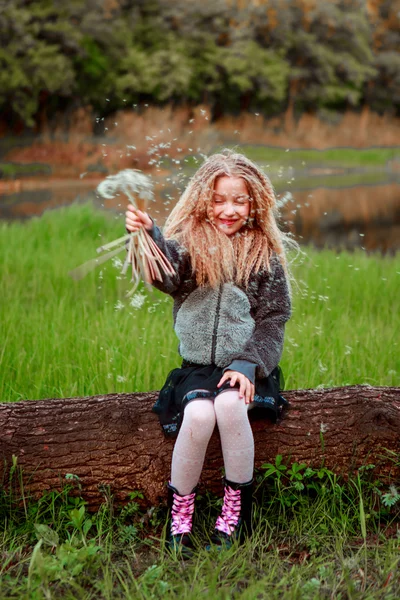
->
[149,225,291,384]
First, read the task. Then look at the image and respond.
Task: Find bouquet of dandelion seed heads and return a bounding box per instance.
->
[69,169,175,294]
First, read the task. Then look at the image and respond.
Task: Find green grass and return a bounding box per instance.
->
[169,146,400,175]
[0,459,399,599]
[0,203,399,598]
[241,145,400,169]
[0,202,398,403]
[274,169,397,192]
[0,162,51,179]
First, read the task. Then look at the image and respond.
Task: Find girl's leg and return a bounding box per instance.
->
[214,390,254,483]
[170,398,216,495]
[210,390,254,545]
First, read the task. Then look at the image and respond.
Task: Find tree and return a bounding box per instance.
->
[0,385,399,509]
[284,2,376,112]
[0,1,80,126]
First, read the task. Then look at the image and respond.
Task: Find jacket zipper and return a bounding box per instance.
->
[211,284,223,364]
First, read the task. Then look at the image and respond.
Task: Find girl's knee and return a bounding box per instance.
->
[214,390,248,424]
[182,400,216,435]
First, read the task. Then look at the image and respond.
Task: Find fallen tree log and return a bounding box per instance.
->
[0,385,399,509]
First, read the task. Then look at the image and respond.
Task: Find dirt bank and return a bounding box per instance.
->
[2,105,400,180]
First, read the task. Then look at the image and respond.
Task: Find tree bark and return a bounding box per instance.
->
[0,385,399,509]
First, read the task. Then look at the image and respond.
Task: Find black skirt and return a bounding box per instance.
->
[152,361,289,437]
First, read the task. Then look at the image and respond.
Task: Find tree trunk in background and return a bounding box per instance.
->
[0,386,399,509]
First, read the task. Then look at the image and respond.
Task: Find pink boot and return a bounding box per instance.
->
[210,478,253,547]
[167,483,196,554]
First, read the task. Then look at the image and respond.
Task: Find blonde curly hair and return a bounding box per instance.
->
[164,149,296,289]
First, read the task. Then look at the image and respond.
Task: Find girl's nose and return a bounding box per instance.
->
[223,202,236,216]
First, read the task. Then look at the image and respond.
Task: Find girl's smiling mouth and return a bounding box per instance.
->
[219,219,238,226]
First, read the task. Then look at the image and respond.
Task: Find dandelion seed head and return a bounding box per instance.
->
[97,170,154,204]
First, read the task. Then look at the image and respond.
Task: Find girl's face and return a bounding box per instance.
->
[211,176,251,236]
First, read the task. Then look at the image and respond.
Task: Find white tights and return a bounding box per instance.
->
[170,391,255,495]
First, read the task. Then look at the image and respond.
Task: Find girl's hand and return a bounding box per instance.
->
[217,370,255,404]
[125,204,153,232]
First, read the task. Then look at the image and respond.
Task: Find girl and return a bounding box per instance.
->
[125,149,294,552]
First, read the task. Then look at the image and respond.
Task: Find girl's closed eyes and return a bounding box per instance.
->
[213,194,251,204]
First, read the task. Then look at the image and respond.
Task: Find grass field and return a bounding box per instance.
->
[1,203,398,403]
[181,146,400,173]
[0,203,399,598]
[241,146,400,170]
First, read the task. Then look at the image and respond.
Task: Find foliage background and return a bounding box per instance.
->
[1,0,400,129]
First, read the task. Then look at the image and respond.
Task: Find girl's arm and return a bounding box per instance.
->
[147,223,189,295]
[223,254,291,382]
[125,205,189,295]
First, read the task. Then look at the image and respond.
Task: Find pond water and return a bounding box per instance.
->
[1,167,399,254]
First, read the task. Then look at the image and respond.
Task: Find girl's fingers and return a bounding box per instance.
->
[141,212,154,230]
[126,217,140,227]
[125,221,140,232]
[126,209,153,231]
[126,213,147,232]
[126,212,138,223]
[217,372,254,403]
[217,374,228,388]
[245,382,251,404]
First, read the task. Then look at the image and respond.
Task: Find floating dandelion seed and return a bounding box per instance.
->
[318,360,328,373]
[112,257,123,269]
[130,293,146,309]
[277,192,293,209]
[69,169,175,295]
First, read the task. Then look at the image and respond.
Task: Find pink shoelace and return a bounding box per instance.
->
[215,486,241,535]
[170,491,196,535]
